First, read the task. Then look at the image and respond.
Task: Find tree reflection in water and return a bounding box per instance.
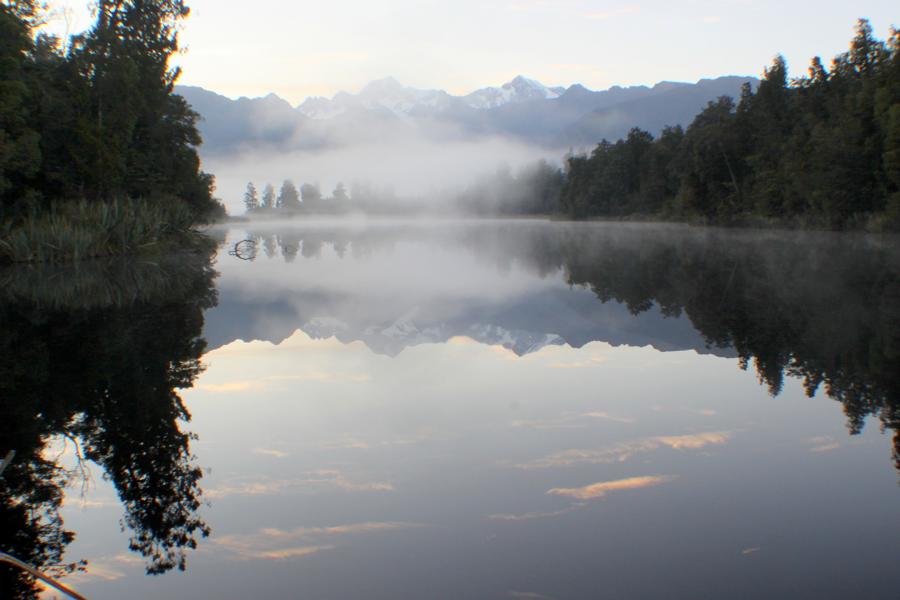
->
[242,223,899,471]
[0,253,217,598]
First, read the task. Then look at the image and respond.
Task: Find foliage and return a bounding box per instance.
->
[243,181,259,212]
[0,197,210,263]
[278,179,301,210]
[0,0,224,255]
[560,20,900,229]
[0,249,217,598]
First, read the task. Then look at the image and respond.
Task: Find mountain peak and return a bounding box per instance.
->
[360,76,404,95]
[464,75,561,109]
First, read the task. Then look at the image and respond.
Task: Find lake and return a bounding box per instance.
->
[1,220,898,599]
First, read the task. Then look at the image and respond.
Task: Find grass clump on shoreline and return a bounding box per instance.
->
[0,198,212,264]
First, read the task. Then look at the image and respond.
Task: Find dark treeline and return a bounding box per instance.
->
[0,251,218,598]
[235,223,899,471]
[0,1,222,226]
[561,20,900,229]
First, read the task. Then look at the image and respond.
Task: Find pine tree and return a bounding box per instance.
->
[243,182,259,213]
[261,184,275,210]
[277,180,300,210]
[332,182,349,202]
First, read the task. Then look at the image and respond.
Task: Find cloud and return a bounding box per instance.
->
[511,417,586,430]
[547,475,675,500]
[212,521,420,561]
[509,410,634,430]
[247,545,335,560]
[260,522,418,539]
[680,407,717,417]
[516,431,730,469]
[197,381,257,392]
[585,6,639,20]
[581,411,635,424]
[654,432,728,450]
[312,469,395,492]
[253,447,289,458]
[808,436,840,453]
[206,469,394,499]
[51,557,129,590]
[323,428,444,450]
[507,0,572,13]
[488,504,585,521]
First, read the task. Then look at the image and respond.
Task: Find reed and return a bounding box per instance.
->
[0,198,209,263]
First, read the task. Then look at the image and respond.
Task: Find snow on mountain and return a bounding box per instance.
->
[296,75,563,120]
[298,76,456,119]
[295,312,564,357]
[463,75,563,109]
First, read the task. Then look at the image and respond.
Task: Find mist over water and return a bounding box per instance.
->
[207,137,556,215]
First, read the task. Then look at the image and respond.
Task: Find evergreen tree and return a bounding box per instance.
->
[261,183,275,210]
[558,19,899,229]
[0,2,41,215]
[332,182,349,202]
[300,182,322,203]
[277,180,300,210]
[243,182,259,213]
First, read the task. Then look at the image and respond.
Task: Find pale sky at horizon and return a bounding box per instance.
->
[43,1,898,106]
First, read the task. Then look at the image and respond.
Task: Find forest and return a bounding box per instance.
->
[559,20,900,229]
[0,1,223,263]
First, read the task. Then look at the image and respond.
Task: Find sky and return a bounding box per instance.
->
[42,1,898,105]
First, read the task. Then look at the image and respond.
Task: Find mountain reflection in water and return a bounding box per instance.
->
[0,220,897,599]
[210,221,899,467]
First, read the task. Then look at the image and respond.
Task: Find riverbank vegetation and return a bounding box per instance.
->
[0,1,224,263]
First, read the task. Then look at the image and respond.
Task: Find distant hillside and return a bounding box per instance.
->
[564,76,757,146]
[175,75,758,156]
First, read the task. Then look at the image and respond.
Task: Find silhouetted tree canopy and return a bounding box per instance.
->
[0,1,222,223]
[0,251,217,598]
[560,20,900,230]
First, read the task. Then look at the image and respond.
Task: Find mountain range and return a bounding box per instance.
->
[176,74,757,155]
[203,283,734,359]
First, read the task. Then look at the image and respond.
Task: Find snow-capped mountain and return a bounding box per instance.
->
[298,77,457,119]
[297,75,565,119]
[463,76,565,110]
[176,75,756,154]
[303,313,565,357]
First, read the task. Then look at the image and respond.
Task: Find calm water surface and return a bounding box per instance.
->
[1,220,898,599]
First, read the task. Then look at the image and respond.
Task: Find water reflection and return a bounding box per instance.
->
[216,221,900,471]
[2,220,898,598]
[0,254,217,597]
